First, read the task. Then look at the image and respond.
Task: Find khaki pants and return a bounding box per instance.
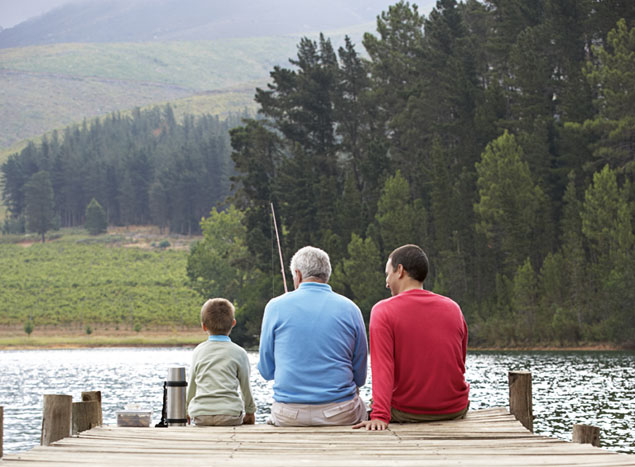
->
[193,414,243,426]
[270,393,368,427]
[390,403,469,423]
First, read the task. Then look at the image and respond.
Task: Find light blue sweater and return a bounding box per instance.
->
[258,282,368,404]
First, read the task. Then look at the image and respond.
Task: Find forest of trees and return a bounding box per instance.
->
[2,0,633,347]
[1,106,239,235]
[189,0,634,347]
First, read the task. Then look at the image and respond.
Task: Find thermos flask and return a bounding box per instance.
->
[166,367,187,426]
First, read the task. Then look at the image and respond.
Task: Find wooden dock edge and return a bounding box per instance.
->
[1,407,633,466]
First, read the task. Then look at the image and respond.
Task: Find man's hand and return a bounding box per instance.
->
[352,419,388,431]
[243,413,255,425]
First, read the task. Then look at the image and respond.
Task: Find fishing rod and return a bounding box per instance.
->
[270,202,288,293]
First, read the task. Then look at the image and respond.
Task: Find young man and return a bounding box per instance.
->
[354,244,469,430]
[258,246,368,426]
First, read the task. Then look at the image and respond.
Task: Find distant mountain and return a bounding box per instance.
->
[0,0,437,153]
[0,37,299,150]
[0,0,436,48]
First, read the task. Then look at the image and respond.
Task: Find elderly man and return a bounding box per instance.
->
[354,244,469,431]
[258,245,368,426]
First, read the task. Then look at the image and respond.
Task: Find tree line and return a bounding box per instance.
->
[1,0,633,348]
[189,0,634,347]
[2,105,239,235]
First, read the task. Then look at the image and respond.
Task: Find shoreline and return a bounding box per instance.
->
[0,326,203,350]
[0,332,630,352]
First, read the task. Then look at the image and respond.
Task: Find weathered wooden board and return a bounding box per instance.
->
[2,408,632,466]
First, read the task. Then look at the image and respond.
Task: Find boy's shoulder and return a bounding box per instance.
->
[228,341,250,358]
[225,340,245,349]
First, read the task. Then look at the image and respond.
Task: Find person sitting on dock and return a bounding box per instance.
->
[258,245,369,426]
[354,244,469,431]
[186,298,257,426]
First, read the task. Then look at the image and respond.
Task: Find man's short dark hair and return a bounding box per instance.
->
[389,244,429,282]
[201,298,235,335]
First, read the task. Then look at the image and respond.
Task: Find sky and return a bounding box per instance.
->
[0,0,92,28]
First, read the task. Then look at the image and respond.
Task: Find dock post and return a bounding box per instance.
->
[81,391,103,425]
[572,424,600,447]
[41,394,72,446]
[508,371,533,432]
[72,401,101,435]
[1,405,3,459]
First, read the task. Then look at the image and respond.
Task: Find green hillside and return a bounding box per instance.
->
[0,39,301,89]
[0,37,300,149]
[0,228,202,330]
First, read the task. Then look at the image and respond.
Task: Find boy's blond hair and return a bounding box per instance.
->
[201,298,235,335]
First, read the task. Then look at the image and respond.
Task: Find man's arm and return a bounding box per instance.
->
[257,304,275,380]
[462,315,468,365]
[366,304,394,424]
[352,419,389,430]
[351,305,368,388]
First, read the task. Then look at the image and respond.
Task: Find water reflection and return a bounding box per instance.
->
[0,349,632,454]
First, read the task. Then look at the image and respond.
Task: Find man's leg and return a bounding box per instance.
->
[271,394,368,427]
[316,393,368,425]
[390,403,469,423]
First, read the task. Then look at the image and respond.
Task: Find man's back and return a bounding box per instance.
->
[370,288,469,420]
[258,282,368,404]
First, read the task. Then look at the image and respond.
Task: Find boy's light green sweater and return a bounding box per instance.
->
[186,339,256,417]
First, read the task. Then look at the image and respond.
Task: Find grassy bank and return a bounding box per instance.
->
[0,332,202,350]
[0,227,203,332]
[0,323,625,352]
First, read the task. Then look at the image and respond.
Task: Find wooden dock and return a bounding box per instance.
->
[2,408,633,466]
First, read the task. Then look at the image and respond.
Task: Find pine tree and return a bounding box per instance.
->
[85,198,107,235]
[580,164,634,341]
[24,170,55,243]
[375,170,427,257]
[474,131,548,274]
[331,233,386,323]
[582,19,635,173]
[511,257,539,342]
[558,171,587,337]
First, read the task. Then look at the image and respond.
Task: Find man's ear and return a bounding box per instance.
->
[293,269,303,289]
[231,319,236,328]
[396,263,406,279]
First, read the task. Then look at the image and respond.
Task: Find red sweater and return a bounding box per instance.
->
[369,289,469,423]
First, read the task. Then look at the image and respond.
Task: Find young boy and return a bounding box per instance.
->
[186,298,256,426]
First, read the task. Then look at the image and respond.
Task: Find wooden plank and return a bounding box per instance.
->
[4,453,633,467]
[2,408,632,467]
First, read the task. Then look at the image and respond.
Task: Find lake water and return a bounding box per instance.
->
[0,348,633,455]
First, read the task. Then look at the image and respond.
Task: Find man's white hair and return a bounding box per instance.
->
[290,246,331,283]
